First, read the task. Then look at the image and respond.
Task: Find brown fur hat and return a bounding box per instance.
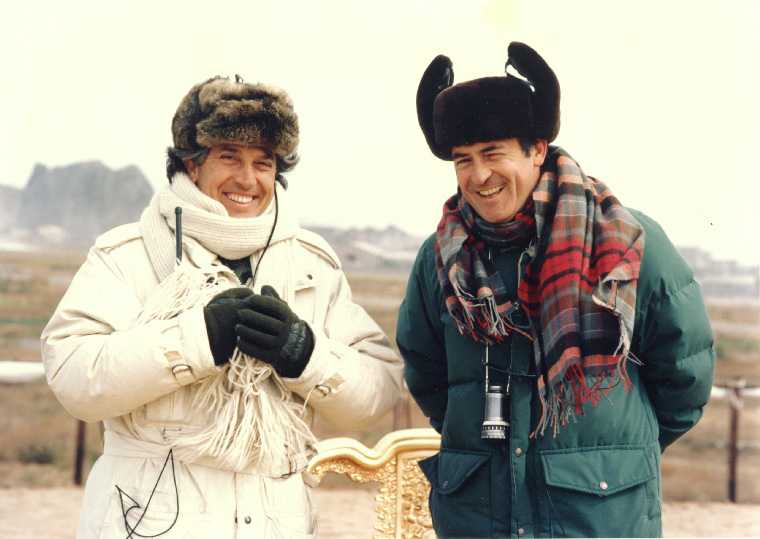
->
[171,76,298,157]
[417,42,560,160]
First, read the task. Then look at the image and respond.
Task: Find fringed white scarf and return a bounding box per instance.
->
[136,173,316,473]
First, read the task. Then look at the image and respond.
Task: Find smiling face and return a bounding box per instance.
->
[452,138,547,224]
[185,144,276,218]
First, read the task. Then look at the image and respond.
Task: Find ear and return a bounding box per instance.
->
[184,160,199,183]
[532,139,548,167]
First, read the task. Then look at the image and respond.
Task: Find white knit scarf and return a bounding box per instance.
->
[136,173,316,473]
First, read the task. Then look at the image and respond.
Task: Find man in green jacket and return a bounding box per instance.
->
[397,42,715,538]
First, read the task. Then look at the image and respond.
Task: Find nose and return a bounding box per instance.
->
[471,160,491,186]
[236,165,257,189]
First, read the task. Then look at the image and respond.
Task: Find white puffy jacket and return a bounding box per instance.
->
[41,222,403,538]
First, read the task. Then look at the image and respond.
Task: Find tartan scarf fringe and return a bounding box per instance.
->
[448,288,533,344]
[449,287,504,342]
[534,334,642,437]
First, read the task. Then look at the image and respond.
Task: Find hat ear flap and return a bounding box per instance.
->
[506,42,560,142]
[416,55,454,159]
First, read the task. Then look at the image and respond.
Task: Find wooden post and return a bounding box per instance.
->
[727,377,745,503]
[74,420,86,486]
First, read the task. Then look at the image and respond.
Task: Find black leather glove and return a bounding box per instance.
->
[235,285,314,378]
[203,287,254,366]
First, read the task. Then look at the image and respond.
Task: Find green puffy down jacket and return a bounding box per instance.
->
[397,209,715,538]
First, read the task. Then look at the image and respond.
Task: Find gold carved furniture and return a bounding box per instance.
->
[308,428,441,539]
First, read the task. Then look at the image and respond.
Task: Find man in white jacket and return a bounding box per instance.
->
[41,75,403,538]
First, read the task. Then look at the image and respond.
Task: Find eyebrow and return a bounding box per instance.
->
[480,145,501,153]
[217,145,275,160]
[218,145,241,153]
[257,148,276,159]
[452,144,503,160]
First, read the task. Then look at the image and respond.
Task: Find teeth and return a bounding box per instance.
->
[227,193,253,203]
[479,185,503,196]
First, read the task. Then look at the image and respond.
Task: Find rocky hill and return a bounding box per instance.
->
[2,161,154,249]
[0,184,22,231]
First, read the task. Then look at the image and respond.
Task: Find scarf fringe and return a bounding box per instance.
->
[534,333,634,438]
[136,262,315,473]
[450,281,532,343]
[165,350,316,472]
[451,283,504,344]
[135,262,217,325]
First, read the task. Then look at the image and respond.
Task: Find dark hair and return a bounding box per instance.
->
[275,152,300,188]
[517,137,539,157]
[166,146,209,181]
[165,146,300,188]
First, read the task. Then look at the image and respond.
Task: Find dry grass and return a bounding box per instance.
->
[708,303,760,386]
[0,250,86,361]
[1,251,758,505]
[707,303,760,326]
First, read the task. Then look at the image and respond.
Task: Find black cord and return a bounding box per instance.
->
[116,449,179,538]
[251,188,279,287]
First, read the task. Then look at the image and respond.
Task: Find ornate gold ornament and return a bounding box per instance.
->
[308,428,441,539]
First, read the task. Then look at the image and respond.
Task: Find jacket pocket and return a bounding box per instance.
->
[540,444,661,537]
[419,448,491,538]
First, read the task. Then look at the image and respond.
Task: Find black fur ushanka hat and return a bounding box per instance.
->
[417,42,560,160]
[171,75,299,158]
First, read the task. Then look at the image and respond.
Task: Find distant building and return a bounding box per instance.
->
[678,247,760,300]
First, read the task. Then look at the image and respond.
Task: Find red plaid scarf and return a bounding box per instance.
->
[435,147,645,436]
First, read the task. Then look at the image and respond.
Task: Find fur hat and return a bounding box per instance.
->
[171,75,299,157]
[417,42,560,160]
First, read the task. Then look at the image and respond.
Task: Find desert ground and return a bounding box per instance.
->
[0,486,759,538]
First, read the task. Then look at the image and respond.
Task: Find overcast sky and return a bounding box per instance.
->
[2,0,759,264]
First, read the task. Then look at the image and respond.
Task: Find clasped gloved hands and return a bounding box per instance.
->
[203,285,314,378]
[236,285,314,378]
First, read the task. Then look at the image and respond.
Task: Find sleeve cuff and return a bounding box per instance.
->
[280,325,346,401]
[163,305,219,385]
